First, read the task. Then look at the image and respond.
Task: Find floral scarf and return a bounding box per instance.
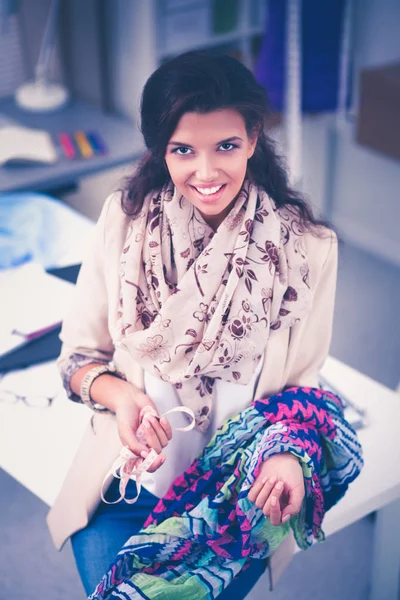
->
[117,180,312,431]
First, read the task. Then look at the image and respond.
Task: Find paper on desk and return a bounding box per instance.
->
[0,262,74,357]
[0,360,61,396]
[0,125,58,166]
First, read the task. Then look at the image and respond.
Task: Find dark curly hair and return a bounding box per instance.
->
[120,50,331,235]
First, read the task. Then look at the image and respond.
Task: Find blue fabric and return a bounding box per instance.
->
[0,192,92,270]
[71,478,267,598]
[255,0,348,112]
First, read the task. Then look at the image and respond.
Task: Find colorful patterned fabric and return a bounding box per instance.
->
[89,387,363,599]
[116,180,313,432]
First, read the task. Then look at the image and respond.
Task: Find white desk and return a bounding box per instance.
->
[319,357,400,600]
[0,361,91,507]
[0,356,399,600]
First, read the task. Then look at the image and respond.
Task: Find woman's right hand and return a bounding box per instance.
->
[115,384,172,473]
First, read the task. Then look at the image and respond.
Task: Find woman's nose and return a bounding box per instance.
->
[195,156,218,182]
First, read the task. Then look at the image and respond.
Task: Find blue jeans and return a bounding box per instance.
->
[72,478,267,598]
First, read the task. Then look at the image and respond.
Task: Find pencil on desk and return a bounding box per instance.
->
[12,323,61,342]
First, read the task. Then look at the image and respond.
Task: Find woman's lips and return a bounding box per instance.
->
[189,184,227,204]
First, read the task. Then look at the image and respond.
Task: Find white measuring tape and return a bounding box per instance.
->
[101,405,196,505]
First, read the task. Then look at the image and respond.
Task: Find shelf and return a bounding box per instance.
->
[156,0,266,67]
[0,97,144,194]
[159,26,264,59]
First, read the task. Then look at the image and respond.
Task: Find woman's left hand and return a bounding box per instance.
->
[247,452,305,526]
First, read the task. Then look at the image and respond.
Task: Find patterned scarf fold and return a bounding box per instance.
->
[117,180,312,431]
[89,387,363,600]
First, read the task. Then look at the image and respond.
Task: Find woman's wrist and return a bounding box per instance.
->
[90,374,138,413]
[70,363,139,413]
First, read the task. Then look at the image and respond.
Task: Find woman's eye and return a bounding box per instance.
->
[174,147,192,155]
[219,143,235,151]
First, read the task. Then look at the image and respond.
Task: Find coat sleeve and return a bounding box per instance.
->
[57,195,117,401]
[283,230,338,389]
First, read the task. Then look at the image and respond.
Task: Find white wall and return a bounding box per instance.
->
[268,113,334,219]
[329,0,400,265]
[354,0,400,68]
[104,0,158,124]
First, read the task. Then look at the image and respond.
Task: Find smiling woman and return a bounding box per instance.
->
[45,50,349,600]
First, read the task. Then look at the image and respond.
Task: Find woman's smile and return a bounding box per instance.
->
[189,183,227,204]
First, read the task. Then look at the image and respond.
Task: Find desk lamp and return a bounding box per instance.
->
[15,0,69,112]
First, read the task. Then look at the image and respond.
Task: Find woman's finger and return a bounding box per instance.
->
[141,420,163,453]
[118,422,149,457]
[147,415,170,447]
[135,395,173,447]
[159,415,173,441]
[146,452,166,473]
[250,477,277,509]
[248,472,276,503]
[282,484,305,522]
[269,494,282,526]
[263,480,284,517]
[265,481,284,525]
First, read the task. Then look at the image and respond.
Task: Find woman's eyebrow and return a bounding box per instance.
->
[217,136,243,144]
[168,141,195,148]
[168,136,244,147]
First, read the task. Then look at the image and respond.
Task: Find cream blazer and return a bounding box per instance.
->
[47,193,338,588]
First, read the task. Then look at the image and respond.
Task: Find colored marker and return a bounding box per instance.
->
[87,131,108,155]
[58,133,76,159]
[74,131,93,158]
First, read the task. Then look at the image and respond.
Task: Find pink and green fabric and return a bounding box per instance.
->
[89,387,363,599]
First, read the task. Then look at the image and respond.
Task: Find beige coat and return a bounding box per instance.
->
[47,193,338,588]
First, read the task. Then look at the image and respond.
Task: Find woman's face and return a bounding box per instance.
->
[165,109,257,230]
